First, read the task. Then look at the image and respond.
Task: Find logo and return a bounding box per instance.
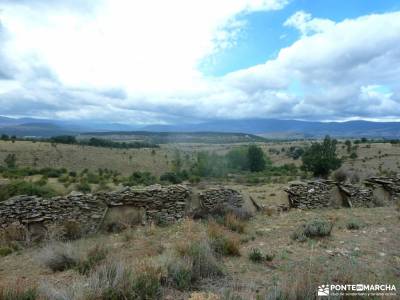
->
[317,285,330,296]
[317,283,397,297]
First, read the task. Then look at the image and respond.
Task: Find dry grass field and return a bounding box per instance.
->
[1,140,400,178]
[0,183,399,299]
[0,139,400,299]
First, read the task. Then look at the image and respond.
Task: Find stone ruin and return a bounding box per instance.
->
[0,184,252,237]
[285,175,400,209]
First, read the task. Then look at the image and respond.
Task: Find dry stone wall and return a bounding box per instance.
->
[199,187,244,211]
[0,184,247,233]
[366,177,400,201]
[96,184,189,224]
[284,181,335,209]
[285,175,399,209]
[0,193,107,233]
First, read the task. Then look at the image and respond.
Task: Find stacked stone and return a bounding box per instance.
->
[366,176,400,201]
[284,181,333,209]
[96,184,190,224]
[0,193,106,232]
[338,184,374,207]
[198,187,244,210]
[0,184,248,231]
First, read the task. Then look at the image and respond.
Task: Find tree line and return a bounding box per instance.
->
[0,134,159,149]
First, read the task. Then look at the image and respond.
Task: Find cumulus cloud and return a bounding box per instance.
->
[0,2,400,123]
[284,11,335,36]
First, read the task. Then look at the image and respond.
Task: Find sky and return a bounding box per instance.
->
[0,0,400,124]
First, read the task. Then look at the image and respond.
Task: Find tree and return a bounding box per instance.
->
[226,147,249,171]
[1,134,9,141]
[301,136,341,177]
[344,140,352,153]
[247,145,266,172]
[4,153,17,169]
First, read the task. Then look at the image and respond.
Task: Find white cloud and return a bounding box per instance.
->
[284,11,335,36]
[1,3,400,123]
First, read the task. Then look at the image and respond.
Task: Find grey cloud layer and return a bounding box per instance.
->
[0,6,399,122]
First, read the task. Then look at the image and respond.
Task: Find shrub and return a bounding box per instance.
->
[346,219,363,230]
[62,220,82,240]
[248,248,264,263]
[167,259,193,290]
[0,285,37,300]
[39,168,65,178]
[0,223,27,243]
[132,262,162,299]
[226,146,249,171]
[224,213,246,233]
[76,180,91,193]
[248,248,274,263]
[189,175,201,184]
[291,218,333,241]
[57,175,69,184]
[38,243,80,272]
[35,176,48,186]
[76,244,108,275]
[175,239,224,281]
[41,260,162,300]
[160,172,183,184]
[124,171,157,186]
[349,152,358,159]
[4,154,17,169]
[86,261,135,299]
[207,223,240,256]
[333,169,348,183]
[0,246,13,257]
[86,172,100,184]
[0,181,57,202]
[38,242,107,274]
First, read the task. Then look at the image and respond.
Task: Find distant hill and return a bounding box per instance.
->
[1,116,399,139]
[79,131,267,144]
[142,119,400,139]
[0,122,73,137]
[0,116,139,137]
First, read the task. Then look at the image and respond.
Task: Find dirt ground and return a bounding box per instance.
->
[1,183,399,299]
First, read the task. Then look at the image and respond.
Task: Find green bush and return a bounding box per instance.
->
[39,243,80,272]
[191,152,228,178]
[39,168,66,178]
[167,260,192,290]
[346,219,363,230]
[292,218,333,241]
[132,264,162,299]
[160,172,183,184]
[4,154,17,169]
[349,152,358,159]
[76,180,91,193]
[175,239,224,282]
[301,136,341,177]
[248,248,274,263]
[124,171,157,186]
[0,180,57,202]
[248,248,264,263]
[76,245,108,275]
[226,147,249,171]
[86,172,101,184]
[208,223,241,256]
[0,246,13,257]
[39,243,107,274]
[0,286,37,300]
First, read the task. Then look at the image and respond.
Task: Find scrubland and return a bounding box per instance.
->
[0,138,400,299]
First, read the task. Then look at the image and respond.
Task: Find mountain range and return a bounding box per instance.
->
[0,116,399,139]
